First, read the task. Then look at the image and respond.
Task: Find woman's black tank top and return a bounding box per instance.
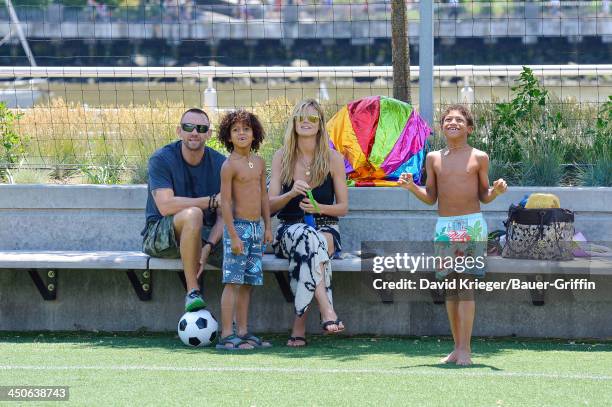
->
[278,173,337,221]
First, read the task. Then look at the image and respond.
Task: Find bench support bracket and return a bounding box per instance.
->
[273,271,294,303]
[177,271,187,291]
[126,269,152,301]
[28,269,57,300]
[528,274,546,306]
[376,274,395,304]
[377,288,394,304]
[430,288,445,305]
[177,271,206,293]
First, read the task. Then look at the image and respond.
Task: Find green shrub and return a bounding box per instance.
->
[489,159,518,185]
[7,89,610,186]
[80,155,127,185]
[482,66,603,186]
[519,136,566,187]
[577,159,612,187]
[578,96,612,187]
[0,102,27,182]
[129,158,149,185]
[10,167,52,184]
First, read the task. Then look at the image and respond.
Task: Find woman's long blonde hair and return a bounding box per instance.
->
[280,99,331,188]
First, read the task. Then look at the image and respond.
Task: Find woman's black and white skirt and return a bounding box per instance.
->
[274,223,341,316]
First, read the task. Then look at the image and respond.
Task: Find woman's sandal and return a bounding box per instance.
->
[239,333,272,348]
[215,334,254,350]
[287,336,308,347]
[321,319,345,335]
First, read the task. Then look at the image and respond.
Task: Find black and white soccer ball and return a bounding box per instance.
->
[177,309,218,347]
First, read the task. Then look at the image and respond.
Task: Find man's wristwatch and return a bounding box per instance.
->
[202,240,215,250]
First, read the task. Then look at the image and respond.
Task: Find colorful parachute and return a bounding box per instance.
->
[326,96,432,187]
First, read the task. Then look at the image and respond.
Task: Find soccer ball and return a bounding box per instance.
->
[177,309,218,347]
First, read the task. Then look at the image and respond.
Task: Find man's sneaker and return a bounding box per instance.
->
[185,289,206,312]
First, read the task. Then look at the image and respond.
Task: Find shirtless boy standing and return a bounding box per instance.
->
[399,104,507,365]
[216,110,273,350]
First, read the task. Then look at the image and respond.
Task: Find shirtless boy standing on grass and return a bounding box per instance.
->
[216,110,273,350]
[399,104,507,365]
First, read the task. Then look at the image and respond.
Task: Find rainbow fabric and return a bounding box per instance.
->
[326,96,432,187]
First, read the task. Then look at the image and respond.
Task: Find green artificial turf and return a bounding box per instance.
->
[1,332,611,406]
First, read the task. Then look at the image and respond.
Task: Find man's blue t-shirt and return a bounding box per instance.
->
[144,140,226,228]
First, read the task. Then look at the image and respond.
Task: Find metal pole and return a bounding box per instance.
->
[419,0,434,126]
[5,0,37,67]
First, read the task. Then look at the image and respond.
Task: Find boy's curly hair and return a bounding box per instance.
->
[217,109,265,152]
[440,104,474,127]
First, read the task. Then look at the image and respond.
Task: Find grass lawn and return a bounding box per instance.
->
[1,333,611,406]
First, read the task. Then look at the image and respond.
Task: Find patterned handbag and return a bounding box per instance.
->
[502,205,575,260]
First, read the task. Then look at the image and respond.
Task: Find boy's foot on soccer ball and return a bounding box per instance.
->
[455,350,472,366]
[184,289,206,312]
[441,350,458,364]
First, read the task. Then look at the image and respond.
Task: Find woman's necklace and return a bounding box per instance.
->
[443,144,469,156]
[231,152,254,168]
[300,155,312,177]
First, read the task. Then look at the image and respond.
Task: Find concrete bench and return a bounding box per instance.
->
[150,255,363,303]
[150,254,612,306]
[0,250,149,300]
[0,249,362,302]
[2,249,609,306]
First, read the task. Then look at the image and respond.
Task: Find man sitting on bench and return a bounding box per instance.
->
[142,108,226,312]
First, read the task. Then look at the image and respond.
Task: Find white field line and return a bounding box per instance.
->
[0,365,610,381]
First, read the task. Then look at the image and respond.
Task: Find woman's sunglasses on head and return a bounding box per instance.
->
[181,123,210,133]
[295,115,320,124]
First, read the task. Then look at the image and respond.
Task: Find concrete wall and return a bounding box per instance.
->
[2,268,611,338]
[1,185,611,337]
[1,184,610,251]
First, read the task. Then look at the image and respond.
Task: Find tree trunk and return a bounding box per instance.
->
[391,0,411,103]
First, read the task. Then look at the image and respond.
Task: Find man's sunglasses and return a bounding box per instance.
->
[181,123,210,133]
[295,114,320,124]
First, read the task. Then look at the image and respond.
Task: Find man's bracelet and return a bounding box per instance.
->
[208,194,217,211]
[202,239,215,249]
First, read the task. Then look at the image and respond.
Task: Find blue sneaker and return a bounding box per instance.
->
[185,289,206,312]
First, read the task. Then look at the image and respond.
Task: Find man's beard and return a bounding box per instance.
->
[184,139,205,151]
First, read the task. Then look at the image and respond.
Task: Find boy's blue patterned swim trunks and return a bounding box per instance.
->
[222,219,264,286]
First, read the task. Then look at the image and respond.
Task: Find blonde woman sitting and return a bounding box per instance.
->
[269,99,349,347]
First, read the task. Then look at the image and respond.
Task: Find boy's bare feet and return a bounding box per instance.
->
[455,349,472,366]
[441,350,458,363]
